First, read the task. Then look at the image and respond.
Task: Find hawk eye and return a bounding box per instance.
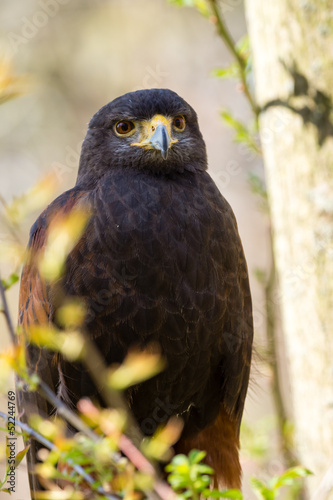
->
[173,116,186,131]
[115,120,135,135]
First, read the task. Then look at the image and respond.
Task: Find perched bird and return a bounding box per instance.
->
[18,88,253,494]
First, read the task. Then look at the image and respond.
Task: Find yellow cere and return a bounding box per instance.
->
[131,114,178,149]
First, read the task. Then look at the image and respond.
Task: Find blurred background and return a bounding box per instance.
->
[0,1,279,498]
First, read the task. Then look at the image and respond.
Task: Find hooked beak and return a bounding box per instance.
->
[131,114,177,160]
[150,124,170,160]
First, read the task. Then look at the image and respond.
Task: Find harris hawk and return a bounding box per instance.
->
[17,88,253,495]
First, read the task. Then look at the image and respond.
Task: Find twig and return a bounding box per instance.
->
[80,336,175,500]
[37,380,97,442]
[208,0,259,117]
[0,411,54,452]
[80,332,143,448]
[0,274,16,344]
[119,434,155,475]
[264,236,296,468]
[0,412,121,500]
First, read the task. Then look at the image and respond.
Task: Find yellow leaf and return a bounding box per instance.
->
[0,241,26,267]
[0,344,27,388]
[59,330,85,361]
[55,299,86,328]
[108,348,165,390]
[30,416,65,443]
[28,325,62,351]
[28,325,85,361]
[35,489,84,500]
[38,207,90,282]
[133,472,154,491]
[99,409,126,437]
[5,173,59,225]
[141,417,183,461]
[0,353,13,391]
[0,56,30,105]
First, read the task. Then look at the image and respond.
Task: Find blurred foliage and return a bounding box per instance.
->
[212,35,251,81]
[0,444,29,494]
[38,207,90,282]
[250,467,312,500]
[220,110,260,153]
[1,273,19,291]
[0,173,60,278]
[0,56,29,105]
[241,417,277,463]
[168,0,210,17]
[108,350,165,391]
[248,173,268,212]
[166,449,242,499]
[166,450,310,500]
[3,174,59,227]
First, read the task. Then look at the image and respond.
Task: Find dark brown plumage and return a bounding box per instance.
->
[17,88,253,494]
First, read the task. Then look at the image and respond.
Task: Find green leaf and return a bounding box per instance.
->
[168,0,210,16]
[271,466,312,490]
[188,449,206,464]
[0,488,11,493]
[248,173,267,201]
[221,110,260,153]
[236,35,250,58]
[14,445,30,467]
[250,477,275,500]
[211,63,240,80]
[1,273,19,291]
[203,488,243,498]
[196,464,214,475]
[166,453,189,469]
[253,268,267,285]
[168,474,189,489]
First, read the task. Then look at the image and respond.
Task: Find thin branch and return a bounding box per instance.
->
[119,434,155,476]
[208,0,259,117]
[0,412,121,500]
[0,412,54,452]
[37,380,97,442]
[0,274,16,344]
[80,335,175,500]
[80,332,144,448]
[264,236,295,468]
[40,363,169,498]
[28,378,172,500]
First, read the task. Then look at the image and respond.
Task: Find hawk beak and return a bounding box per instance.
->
[149,124,170,160]
[131,114,177,159]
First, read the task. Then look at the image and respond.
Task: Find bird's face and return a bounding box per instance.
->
[117,113,183,160]
[77,89,207,185]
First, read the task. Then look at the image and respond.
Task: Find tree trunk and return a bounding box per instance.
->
[245,1,333,496]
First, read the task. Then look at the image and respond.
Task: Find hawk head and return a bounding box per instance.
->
[77,89,207,186]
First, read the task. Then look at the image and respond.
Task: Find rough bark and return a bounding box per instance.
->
[245,1,333,496]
